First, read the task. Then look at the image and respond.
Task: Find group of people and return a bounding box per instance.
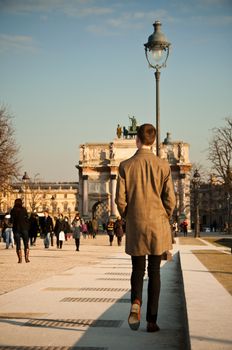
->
[1,199,122,261]
[106,217,125,246]
[1,200,53,263]
[171,220,188,238]
[41,213,99,249]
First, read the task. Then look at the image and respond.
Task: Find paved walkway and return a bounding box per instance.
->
[0,234,231,350]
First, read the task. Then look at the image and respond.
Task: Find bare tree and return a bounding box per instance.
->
[208,117,232,233]
[22,174,47,213]
[0,106,20,191]
[208,117,232,185]
[27,174,43,212]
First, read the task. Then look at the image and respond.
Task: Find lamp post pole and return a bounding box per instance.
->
[22,171,30,210]
[193,169,201,238]
[155,70,160,156]
[51,195,55,216]
[194,189,200,237]
[144,21,170,157]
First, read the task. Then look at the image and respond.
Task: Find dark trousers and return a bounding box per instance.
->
[75,238,80,250]
[50,232,54,246]
[131,255,162,323]
[30,234,37,246]
[56,235,63,249]
[14,230,29,251]
[117,236,122,246]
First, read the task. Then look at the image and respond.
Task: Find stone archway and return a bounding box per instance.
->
[92,201,109,225]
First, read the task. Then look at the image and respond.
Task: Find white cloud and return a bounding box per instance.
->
[192,14,232,26]
[0,0,59,13]
[64,5,113,17]
[86,9,177,36]
[0,1,178,37]
[132,9,177,23]
[197,0,231,6]
[0,0,113,17]
[86,24,117,36]
[0,34,38,53]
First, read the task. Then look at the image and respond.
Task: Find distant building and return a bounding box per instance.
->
[191,177,231,232]
[0,182,79,218]
[77,131,192,225]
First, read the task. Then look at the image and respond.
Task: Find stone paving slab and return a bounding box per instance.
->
[2,235,231,350]
[0,238,188,350]
[178,239,232,350]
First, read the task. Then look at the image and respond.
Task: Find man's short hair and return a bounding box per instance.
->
[137,124,156,146]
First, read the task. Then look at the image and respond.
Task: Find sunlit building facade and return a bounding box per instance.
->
[0,182,78,219]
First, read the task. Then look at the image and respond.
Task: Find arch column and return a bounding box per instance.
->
[82,175,89,216]
[110,174,117,217]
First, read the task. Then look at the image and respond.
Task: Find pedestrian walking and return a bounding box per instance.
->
[92,217,98,239]
[41,210,54,248]
[81,220,88,239]
[28,213,40,246]
[54,214,65,249]
[87,220,93,238]
[172,221,178,237]
[71,213,82,251]
[64,216,71,241]
[171,221,177,244]
[182,220,188,237]
[115,123,176,332]
[3,216,14,249]
[106,219,115,246]
[10,198,30,263]
[114,216,124,246]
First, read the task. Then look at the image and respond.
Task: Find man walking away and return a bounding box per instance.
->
[115,123,176,332]
[41,210,54,249]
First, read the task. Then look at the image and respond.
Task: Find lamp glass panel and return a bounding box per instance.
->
[147,48,166,67]
[152,48,163,62]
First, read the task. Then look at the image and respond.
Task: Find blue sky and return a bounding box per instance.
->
[0,0,231,181]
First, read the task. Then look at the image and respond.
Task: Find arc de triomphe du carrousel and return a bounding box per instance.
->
[76,117,192,226]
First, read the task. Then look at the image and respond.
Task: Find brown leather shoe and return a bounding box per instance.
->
[147,322,160,332]
[128,299,141,331]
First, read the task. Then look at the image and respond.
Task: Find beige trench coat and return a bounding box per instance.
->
[115,148,176,256]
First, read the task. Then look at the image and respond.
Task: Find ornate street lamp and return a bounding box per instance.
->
[50,195,56,215]
[22,171,30,182]
[22,171,30,209]
[192,169,201,237]
[144,20,171,156]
